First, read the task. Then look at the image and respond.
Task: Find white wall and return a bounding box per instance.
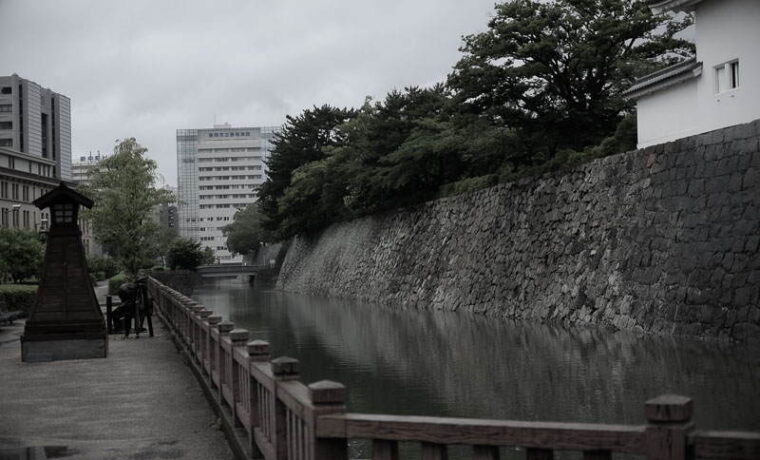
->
[637,0,760,147]
[694,0,760,132]
[637,79,699,147]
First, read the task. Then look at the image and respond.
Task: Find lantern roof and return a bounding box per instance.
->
[33,182,94,210]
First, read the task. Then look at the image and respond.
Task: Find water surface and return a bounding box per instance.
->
[191,279,760,457]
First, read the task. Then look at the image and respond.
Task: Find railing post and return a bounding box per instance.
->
[217,321,235,403]
[272,356,300,460]
[229,328,249,427]
[309,380,348,460]
[645,394,694,460]
[197,309,211,360]
[207,315,222,386]
[247,340,269,459]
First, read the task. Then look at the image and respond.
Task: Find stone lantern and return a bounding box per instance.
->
[21,182,107,362]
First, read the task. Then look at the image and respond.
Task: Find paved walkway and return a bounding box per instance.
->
[0,311,233,459]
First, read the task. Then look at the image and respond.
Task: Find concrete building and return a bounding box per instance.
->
[0,147,57,232]
[0,74,72,181]
[625,0,760,147]
[72,152,107,186]
[177,123,277,263]
[71,153,109,256]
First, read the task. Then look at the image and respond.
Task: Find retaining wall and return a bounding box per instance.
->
[277,121,760,342]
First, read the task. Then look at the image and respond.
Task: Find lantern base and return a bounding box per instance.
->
[21,336,107,362]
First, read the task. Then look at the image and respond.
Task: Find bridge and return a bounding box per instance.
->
[196,263,270,280]
[147,277,760,460]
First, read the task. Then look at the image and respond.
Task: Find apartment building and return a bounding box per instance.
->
[177,123,277,263]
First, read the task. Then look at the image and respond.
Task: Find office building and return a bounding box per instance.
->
[72,152,107,186]
[0,74,72,181]
[177,123,277,263]
[0,146,57,232]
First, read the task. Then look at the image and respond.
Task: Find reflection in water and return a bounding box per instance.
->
[192,279,760,457]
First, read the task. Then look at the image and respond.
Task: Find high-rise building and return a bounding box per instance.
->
[177,123,278,263]
[0,74,72,181]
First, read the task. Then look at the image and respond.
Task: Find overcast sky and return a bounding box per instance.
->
[0,0,497,186]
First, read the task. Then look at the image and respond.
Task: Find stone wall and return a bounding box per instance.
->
[277,120,760,342]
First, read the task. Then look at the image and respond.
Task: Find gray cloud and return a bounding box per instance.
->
[0,0,495,185]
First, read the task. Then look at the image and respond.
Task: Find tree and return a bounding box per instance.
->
[258,105,355,237]
[222,204,264,256]
[81,138,174,278]
[166,238,208,270]
[0,229,44,283]
[447,0,694,157]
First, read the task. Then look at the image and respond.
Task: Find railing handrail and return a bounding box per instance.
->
[316,413,647,454]
[146,276,760,460]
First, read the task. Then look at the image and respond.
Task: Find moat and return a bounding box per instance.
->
[192,278,760,457]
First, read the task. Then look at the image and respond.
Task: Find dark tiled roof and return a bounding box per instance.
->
[623,58,702,99]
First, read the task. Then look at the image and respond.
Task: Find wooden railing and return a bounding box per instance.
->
[147,277,760,460]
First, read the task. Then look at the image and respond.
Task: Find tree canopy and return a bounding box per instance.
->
[258,105,355,237]
[448,0,693,155]
[254,0,693,240]
[166,237,213,270]
[222,204,265,256]
[81,138,174,277]
[0,229,44,283]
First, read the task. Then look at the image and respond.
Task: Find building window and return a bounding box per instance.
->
[0,139,11,147]
[1,87,11,94]
[0,121,11,129]
[715,60,739,93]
[0,104,11,112]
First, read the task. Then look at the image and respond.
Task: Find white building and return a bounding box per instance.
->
[72,152,108,186]
[624,0,760,147]
[177,123,277,263]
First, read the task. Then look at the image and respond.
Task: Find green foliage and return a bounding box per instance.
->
[0,284,37,314]
[438,174,499,198]
[254,0,693,239]
[448,0,693,155]
[80,138,175,277]
[222,204,264,256]
[0,229,44,283]
[166,237,208,270]
[108,272,128,295]
[258,105,355,237]
[87,255,120,280]
[202,247,215,265]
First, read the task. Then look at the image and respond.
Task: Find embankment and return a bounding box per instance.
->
[277,121,760,342]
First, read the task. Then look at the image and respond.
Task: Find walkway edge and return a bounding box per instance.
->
[156,311,253,460]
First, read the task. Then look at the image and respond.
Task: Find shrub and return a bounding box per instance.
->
[0,284,38,315]
[87,255,120,280]
[108,272,129,295]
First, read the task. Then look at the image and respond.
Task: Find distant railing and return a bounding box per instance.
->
[147,277,760,460]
